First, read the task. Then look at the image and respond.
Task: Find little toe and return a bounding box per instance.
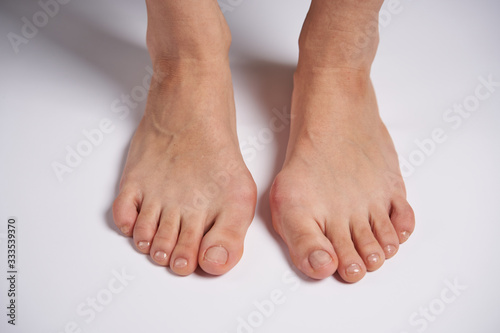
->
[112,189,140,236]
[390,197,416,244]
[169,216,204,276]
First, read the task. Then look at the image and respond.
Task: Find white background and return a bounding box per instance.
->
[1,0,499,332]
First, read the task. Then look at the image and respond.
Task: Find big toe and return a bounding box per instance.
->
[277,214,338,280]
[199,209,253,275]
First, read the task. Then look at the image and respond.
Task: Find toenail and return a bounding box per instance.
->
[154,251,167,261]
[400,231,411,241]
[174,258,188,268]
[346,263,361,276]
[120,226,129,234]
[308,250,332,270]
[384,245,397,256]
[204,246,228,265]
[137,241,150,250]
[367,253,380,264]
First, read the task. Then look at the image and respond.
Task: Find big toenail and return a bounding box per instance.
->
[154,251,167,261]
[384,245,397,256]
[309,250,332,269]
[174,258,188,268]
[137,241,150,250]
[346,263,361,275]
[367,253,380,264]
[204,246,228,265]
[120,226,129,234]
[400,231,411,241]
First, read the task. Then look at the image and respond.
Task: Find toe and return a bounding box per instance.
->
[198,209,253,276]
[351,218,385,272]
[169,216,205,276]
[132,201,161,254]
[277,214,337,280]
[150,209,180,266]
[390,197,415,244]
[326,221,366,283]
[372,210,400,259]
[112,189,140,236]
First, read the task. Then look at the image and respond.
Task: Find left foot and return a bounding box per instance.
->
[270,0,415,283]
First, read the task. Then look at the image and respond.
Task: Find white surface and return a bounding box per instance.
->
[1,0,500,332]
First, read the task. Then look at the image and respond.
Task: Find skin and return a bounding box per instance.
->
[269,1,415,283]
[113,0,415,282]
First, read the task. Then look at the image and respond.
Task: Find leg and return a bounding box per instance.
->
[270,0,415,282]
[113,0,257,276]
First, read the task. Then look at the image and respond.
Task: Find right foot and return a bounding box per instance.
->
[113,1,257,276]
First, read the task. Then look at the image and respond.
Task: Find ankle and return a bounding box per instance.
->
[150,57,230,84]
[147,31,231,66]
[293,66,371,95]
[146,27,231,65]
[298,1,381,71]
[297,38,378,73]
[145,1,231,63]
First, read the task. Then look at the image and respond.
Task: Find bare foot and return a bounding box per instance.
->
[270,0,415,283]
[113,0,256,276]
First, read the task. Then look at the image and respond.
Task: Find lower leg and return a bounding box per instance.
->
[270,0,415,282]
[113,0,257,276]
